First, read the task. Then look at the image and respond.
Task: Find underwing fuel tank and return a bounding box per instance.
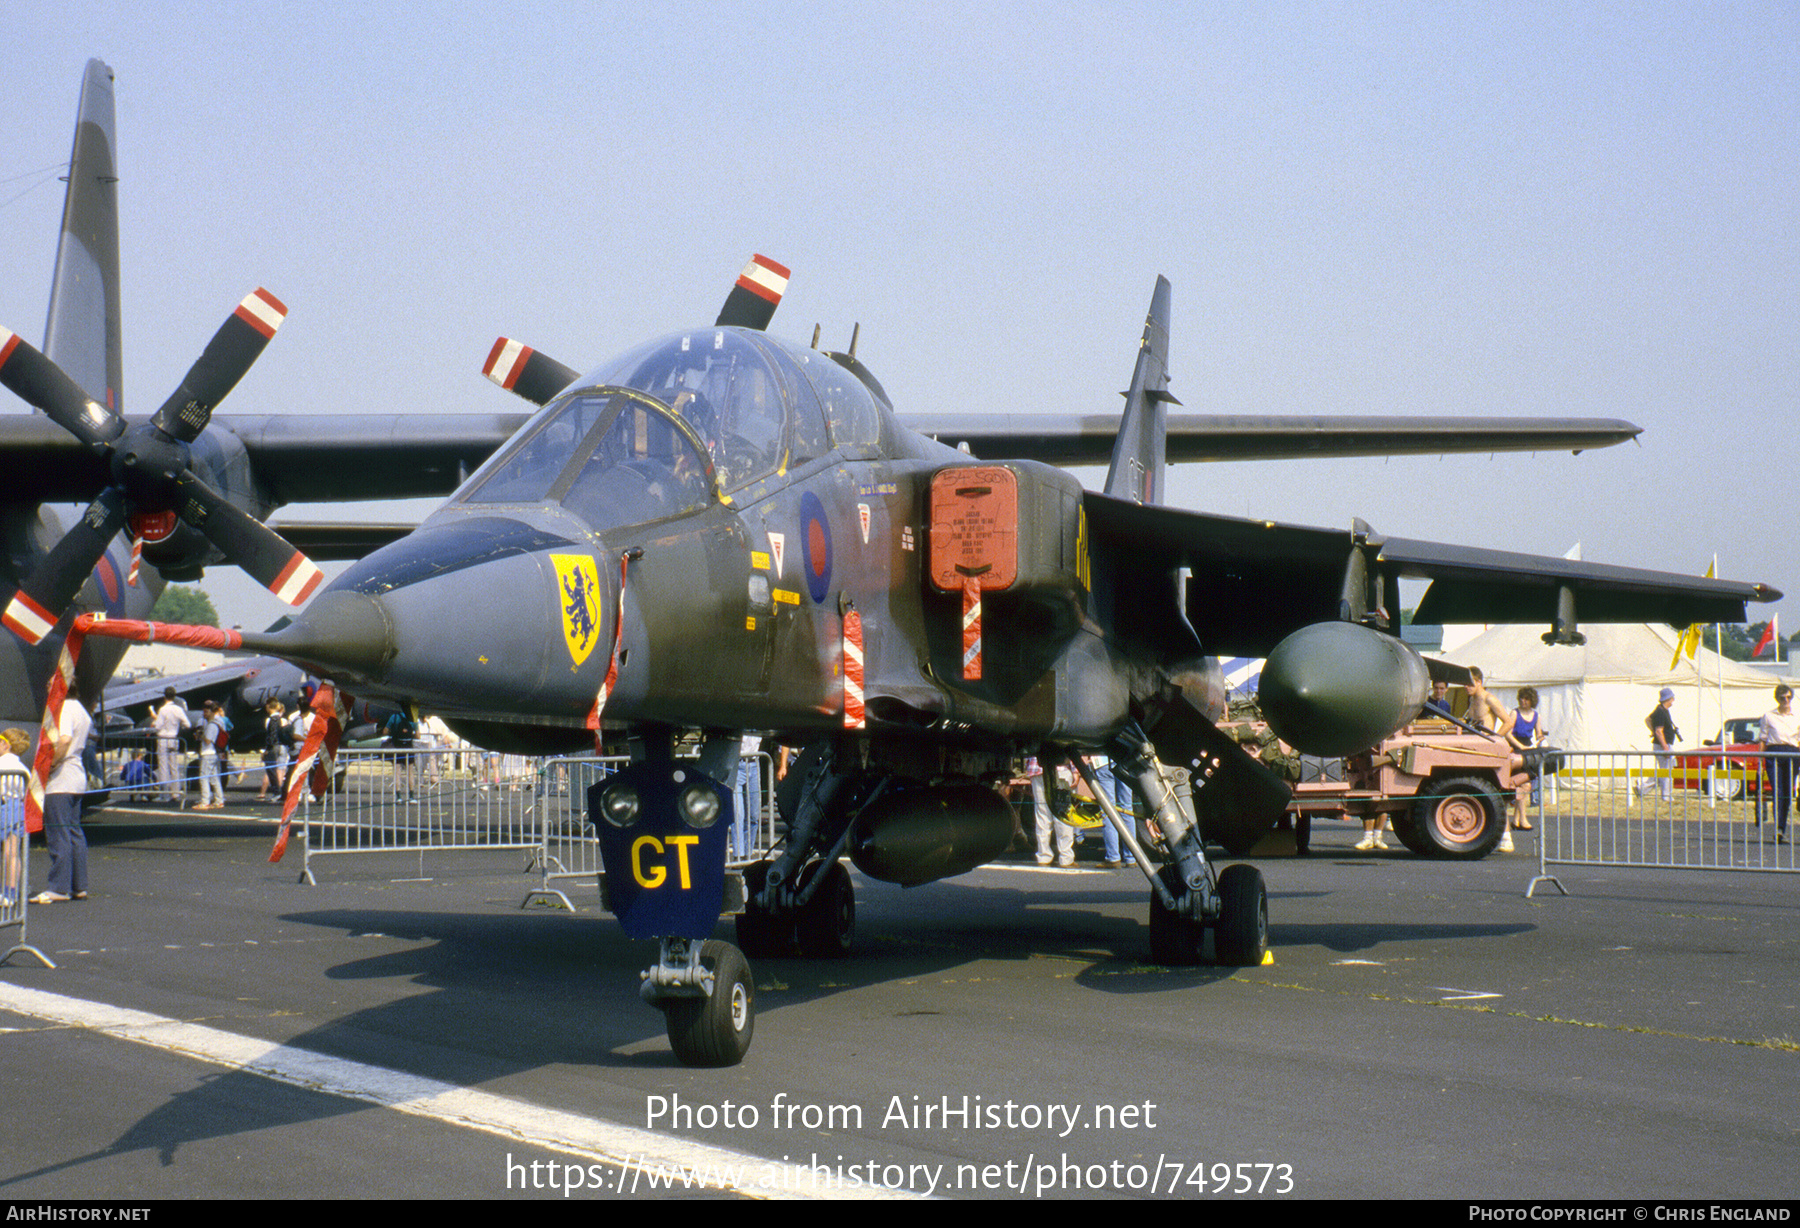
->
[849,785,1018,887]
[1258,621,1431,757]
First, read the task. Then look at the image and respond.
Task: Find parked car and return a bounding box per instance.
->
[1673,718,1765,800]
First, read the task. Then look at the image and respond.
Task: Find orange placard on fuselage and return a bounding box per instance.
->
[928,466,1018,592]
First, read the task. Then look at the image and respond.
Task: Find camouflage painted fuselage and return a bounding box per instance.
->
[267,326,1221,761]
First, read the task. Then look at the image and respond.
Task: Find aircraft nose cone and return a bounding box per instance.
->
[243,589,394,684]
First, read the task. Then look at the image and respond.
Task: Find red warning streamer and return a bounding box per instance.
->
[27,616,244,831]
[269,683,347,863]
[843,608,865,729]
[961,573,982,681]
[584,549,637,750]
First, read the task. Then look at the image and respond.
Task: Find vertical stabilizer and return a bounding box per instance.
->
[43,59,122,413]
[1102,275,1177,506]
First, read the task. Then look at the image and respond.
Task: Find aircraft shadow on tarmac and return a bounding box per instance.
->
[3,1065,378,1183]
[11,821,1535,1174]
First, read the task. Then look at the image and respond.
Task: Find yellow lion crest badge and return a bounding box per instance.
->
[552,553,603,669]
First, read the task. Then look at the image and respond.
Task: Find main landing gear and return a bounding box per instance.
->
[736,745,864,959]
[736,856,856,958]
[1143,862,1268,966]
[1071,743,1269,969]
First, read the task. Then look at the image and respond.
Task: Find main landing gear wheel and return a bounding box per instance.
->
[1147,866,1205,966]
[1213,863,1268,967]
[794,859,855,957]
[1396,776,1503,860]
[735,860,795,957]
[662,940,755,1067]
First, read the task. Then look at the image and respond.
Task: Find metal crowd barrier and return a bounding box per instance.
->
[523,751,778,909]
[286,747,779,902]
[96,744,269,808]
[290,747,541,885]
[0,768,52,968]
[1527,748,1797,898]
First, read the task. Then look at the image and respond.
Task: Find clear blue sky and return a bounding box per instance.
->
[4,2,1795,632]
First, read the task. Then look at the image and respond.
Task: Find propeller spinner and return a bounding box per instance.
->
[0,289,322,644]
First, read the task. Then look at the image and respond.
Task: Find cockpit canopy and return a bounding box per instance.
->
[458,328,883,528]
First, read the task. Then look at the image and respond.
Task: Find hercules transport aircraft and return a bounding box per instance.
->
[0,60,527,725]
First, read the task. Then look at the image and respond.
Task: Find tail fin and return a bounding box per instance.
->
[43,59,123,413]
[1102,275,1179,506]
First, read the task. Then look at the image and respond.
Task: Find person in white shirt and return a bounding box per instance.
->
[0,728,30,907]
[195,701,228,811]
[37,689,93,903]
[151,688,192,805]
[1759,684,1798,843]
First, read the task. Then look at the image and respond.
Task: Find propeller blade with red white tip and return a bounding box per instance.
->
[482,337,581,407]
[170,472,323,606]
[714,253,789,331]
[0,327,126,448]
[2,488,129,644]
[149,288,288,442]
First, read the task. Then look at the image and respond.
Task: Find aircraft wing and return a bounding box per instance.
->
[264,522,418,560]
[0,414,97,503]
[901,413,1641,467]
[101,658,274,721]
[213,413,533,502]
[1083,491,1778,659]
[0,412,531,505]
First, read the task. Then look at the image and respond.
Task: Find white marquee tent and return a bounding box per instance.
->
[1437,623,1786,753]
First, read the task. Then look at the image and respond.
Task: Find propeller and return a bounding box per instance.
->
[482,254,793,408]
[0,289,322,645]
[482,338,580,407]
[715,252,790,331]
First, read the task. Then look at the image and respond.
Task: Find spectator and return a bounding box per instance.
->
[1759,684,1797,844]
[35,685,93,903]
[1639,687,1680,802]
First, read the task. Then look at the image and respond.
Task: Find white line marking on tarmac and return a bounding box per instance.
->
[979,863,1103,875]
[0,983,921,1200]
[1432,987,1502,1002]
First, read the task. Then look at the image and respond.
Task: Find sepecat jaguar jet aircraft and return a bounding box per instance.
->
[235,256,1775,1066]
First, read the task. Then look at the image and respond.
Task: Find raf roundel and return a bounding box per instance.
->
[799,491,832,604]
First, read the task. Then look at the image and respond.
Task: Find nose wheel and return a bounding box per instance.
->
[652,938,756,1067]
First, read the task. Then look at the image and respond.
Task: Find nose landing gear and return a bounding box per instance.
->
[652,937,755,1068]
[592,736,758,1066]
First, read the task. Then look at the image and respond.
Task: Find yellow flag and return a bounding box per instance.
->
[1669,557,1717,669]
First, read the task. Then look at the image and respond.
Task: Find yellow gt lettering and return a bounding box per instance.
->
[667,834,698,889]
[631,833,702,890]
[631,836,666,889]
